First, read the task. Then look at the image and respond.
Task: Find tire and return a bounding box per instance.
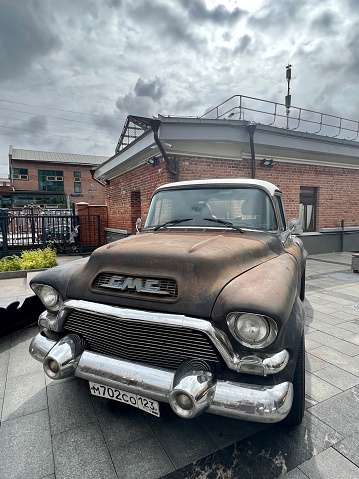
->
[282,334,305,427]
[65,240,83,255]
[300,268,306,301]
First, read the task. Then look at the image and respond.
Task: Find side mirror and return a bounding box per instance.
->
[288,219,303,235]
[135,218,142,234]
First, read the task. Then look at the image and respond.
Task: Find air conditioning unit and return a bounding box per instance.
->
[13,174,29,180]
[46,176,63,181]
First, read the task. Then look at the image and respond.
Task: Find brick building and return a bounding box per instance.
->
[3,146,108,208]
[94,96,359,254]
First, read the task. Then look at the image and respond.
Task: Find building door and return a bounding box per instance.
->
[299,186,317,232]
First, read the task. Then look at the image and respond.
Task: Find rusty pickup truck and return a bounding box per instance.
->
[29,178,307,426]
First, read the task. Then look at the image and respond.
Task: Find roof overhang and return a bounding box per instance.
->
[94,115,359,181]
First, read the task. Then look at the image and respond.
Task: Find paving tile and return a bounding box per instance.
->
[306,320,354,341]
[0,337,10,400]
[2,370,47,420]
[52,422,117,479]
[11,324,39,346]
[91,394,154,450]
[280,467,310,478]
[309,386,359,435]
[0,409,54,479]
[7,326,43,378]
[305,352,329,372]
[298,446,359,479]
[47,378,98,435]
[111,435,174,479]
[145,404,218,468]
[313,365,359,390]
[340,320,359,334]
[197,413,270,448]
[304,337,322,351]
[305,330,359,356]
[305,371,341,402]
[305,395,318,408]
[334,433,359,467]
[161,440,277,479]
[309,346,359,377]
[245,412,342,478]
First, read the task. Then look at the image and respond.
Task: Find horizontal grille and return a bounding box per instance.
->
[64,309,220,370]
[92,273,178,299]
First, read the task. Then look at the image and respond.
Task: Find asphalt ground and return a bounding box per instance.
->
[1,252,359,478]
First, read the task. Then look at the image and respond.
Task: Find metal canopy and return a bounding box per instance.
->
[115,115,152,154]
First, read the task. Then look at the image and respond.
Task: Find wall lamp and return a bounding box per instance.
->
[260,159,276,167]
[147,156,159,167]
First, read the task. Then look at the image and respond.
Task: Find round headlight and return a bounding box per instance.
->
[235,313,268,343]
[227,312,278,348]
[32,284,61,311]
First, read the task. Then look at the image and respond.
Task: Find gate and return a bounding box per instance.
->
[0,206,102,258]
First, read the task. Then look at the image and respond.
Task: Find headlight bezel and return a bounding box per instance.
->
[226,312,278,349]
[31,283,63,312]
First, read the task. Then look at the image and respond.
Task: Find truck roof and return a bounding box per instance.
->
[155,179,281,197]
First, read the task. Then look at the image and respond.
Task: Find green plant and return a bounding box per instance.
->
[0,248,57,272]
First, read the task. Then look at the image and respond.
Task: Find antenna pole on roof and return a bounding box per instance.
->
[285,64,292,129]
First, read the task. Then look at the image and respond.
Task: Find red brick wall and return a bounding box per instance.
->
[106,156,359,232]
[76,203,108,246]
[107,159,171,233]
[11,160,106,205]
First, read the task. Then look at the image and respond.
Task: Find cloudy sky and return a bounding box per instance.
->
[0,0,358,177]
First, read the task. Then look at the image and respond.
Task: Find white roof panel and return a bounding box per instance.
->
[11,148,108,166]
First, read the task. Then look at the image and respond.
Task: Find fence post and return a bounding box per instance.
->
[341,219,345,252]
[0,209,12,258]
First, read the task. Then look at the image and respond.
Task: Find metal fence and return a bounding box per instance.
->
[0,206,102,257]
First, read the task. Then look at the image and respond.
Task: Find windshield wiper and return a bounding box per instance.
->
[203,217,245,233]
[153,218,193,231]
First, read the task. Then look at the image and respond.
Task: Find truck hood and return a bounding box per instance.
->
[67,231,281,318]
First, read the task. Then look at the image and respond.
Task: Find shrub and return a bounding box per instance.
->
[0,248,57,272]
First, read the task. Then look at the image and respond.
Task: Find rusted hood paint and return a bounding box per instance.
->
[66,231,281,318]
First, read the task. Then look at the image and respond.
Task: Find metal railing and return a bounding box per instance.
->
[200,95,359,141]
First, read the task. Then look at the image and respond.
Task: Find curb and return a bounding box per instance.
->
[0,268,48,280]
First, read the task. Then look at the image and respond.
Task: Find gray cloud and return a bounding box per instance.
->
[179,0,246,25]
[116,77,166,118]
[233,34,252,55]
[0,0,61,82]
[310,10,338,34]
[127,2,206,52]
[22,115,48,134]
[134,77,165,102]
[247,0,309,32]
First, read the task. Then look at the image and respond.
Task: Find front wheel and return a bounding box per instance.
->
[65,240,83,255]
[282,334,305,426]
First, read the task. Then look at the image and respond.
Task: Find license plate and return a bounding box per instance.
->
[89,381,160,417]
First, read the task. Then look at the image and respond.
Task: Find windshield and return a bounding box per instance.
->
[145,187,277,231]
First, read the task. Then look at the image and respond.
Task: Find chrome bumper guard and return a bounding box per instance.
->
[30,332,293,423]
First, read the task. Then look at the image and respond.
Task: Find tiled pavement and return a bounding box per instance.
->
[1,252,359,478]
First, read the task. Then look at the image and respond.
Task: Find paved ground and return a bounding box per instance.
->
[1,252,359,478]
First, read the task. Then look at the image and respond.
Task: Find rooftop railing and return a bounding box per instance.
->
[200,95,359,141]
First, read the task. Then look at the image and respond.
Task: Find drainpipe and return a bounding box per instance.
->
[246,122,257,179]
[149,119,178,180]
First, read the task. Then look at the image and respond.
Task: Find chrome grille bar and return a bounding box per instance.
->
[65,308,220,370]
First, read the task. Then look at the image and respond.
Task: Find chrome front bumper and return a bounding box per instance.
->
[30,331,293,423]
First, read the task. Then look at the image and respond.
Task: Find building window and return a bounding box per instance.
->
[74,171,82,193]
[299,186,317,232]
[12,168,28,180]
[39,170,64,192]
